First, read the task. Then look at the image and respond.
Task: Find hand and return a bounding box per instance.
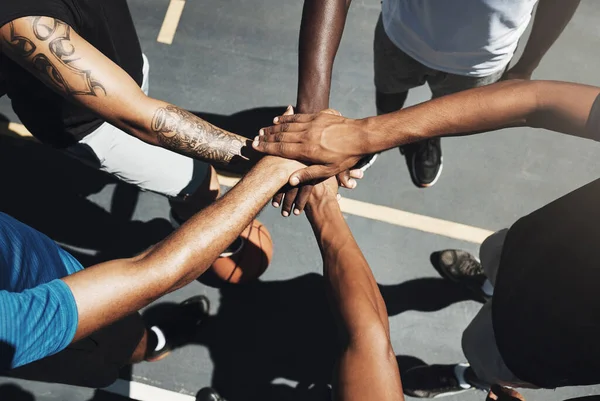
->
[486,385,525,401]
[253,109,368,187]
[501,65,534,81]
[268,107,362,217]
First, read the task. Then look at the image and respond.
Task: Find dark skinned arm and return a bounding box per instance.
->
[272,0,354,218]
[253,80,600,185]
[296,0,351,114]
[306,179,403,401]
[62,156,301,341]
[0,17,257,169]
[504,0,580,80]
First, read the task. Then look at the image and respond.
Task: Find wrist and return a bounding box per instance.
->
[255,156,303,183]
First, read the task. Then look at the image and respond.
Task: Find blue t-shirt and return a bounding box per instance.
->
[0,213,82,369]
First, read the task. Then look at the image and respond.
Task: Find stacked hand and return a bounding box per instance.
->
[254,107,367,215]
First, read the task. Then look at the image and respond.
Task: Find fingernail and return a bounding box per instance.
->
[357,170,364,179]
[290,177,299,186]
[293,209,300,215]
[282,211,289,217]
[272,202,279,208]
[252,140,259,148]
[273,117,279,123]
[337,194,341,201]
[259,129,264,136]
[349,179,356,188]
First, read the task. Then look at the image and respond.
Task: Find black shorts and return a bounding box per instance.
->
[6,313,145,388]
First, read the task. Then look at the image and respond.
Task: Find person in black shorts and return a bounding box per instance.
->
[253,79,600,397]
[1,155,304,388]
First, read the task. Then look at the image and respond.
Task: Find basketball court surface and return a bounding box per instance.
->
[1,0,600,400]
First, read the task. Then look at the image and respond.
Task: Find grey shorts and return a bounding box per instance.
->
[66,54,209,198]
[374,14,504,99]
[461,230,533,388]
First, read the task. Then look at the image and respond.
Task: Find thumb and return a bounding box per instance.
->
[289,165,332,186]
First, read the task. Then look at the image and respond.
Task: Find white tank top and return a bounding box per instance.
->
[382,0,538,77]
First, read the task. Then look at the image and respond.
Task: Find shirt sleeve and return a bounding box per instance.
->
[586,93,600,141]
[0,279,78,369]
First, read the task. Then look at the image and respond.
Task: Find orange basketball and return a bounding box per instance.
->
[210,219,273,283]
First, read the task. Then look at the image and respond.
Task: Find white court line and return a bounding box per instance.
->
[157,0,186,45]
[103,379,195,401]
[1,123,492,243]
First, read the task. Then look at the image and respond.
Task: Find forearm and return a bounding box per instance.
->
[306,198,389,338]
[296,0,350,113]
[63,157,292,340]
[363,80,600,153]
[512,0,580,74]
[117,96,258,168]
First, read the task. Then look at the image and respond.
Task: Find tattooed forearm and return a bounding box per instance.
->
[151,105,246,164]
[3,21,36,57]
[2,17,105,97]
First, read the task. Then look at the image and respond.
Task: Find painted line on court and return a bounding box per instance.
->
[157,0,186,45]
[103,379,195,401]
[1,122,493,243]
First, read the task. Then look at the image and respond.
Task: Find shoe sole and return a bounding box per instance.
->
[410,154,443,188]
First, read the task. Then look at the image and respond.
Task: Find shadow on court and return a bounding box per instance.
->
[144,272,474,401]
[0,110,475,401]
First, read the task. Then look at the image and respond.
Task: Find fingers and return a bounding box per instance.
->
[282,105,294,116]
[349,169,364,180]
[258,124,307,138]
[281,187,298,217]
[251,141,306,159]
[292,185,313,215]
[322,108,342,116]
[272,113,315,125]
[288,165,333,187]
[272,191,284,208]
[337,170,358,189]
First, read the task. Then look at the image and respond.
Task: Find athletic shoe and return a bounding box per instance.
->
[352,153,379,172]
[145,295,210,362]
[431,249,490,303]
[403,364,476,398]
[400,138,443,188]
[196,387,227,401]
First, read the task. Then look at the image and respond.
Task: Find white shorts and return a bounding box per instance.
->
[66,54,209,198]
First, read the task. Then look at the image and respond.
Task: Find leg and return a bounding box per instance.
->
[65,123,218,224]
[8,313,146,388]
[366,13,425,174]
[405,68,507,188]
[462,301,533,388]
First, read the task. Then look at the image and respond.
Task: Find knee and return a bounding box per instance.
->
[375,90,408,115]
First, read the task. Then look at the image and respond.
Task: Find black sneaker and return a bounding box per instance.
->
[196,387,227,401]
[401,138,443,188]
[403,364,475,398]
[431,249,490,302]
[145,295,210,361]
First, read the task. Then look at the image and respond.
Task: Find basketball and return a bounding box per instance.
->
[210,219,273,283]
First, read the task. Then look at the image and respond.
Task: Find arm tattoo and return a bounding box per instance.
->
[2,17,105,97]
[151,105,246,164]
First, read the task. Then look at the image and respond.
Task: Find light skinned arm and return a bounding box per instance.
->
[62,156,301,341]
[253,80,600,185]
[306,180,403,401]
[503,0,580,80]
[296,0,351,113]
[0,17,255,167]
